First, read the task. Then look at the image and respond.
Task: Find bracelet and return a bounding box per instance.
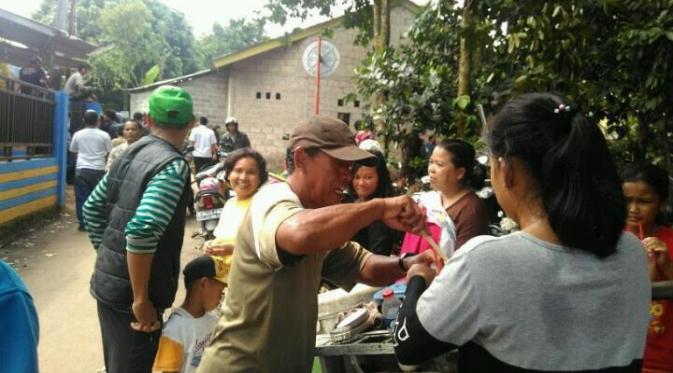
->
[398,252,415,272]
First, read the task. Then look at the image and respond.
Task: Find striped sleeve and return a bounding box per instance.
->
[83,173,109,249]
[125,158,189,254]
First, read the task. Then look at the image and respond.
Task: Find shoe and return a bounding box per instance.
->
[78,226,86,232]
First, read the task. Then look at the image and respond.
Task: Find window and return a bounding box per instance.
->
[354,100,360,108]
[276,93,281,100]
[256,92,261,99]
[337,99,344,107]
[265,92,271,99]
[337,112,351,125]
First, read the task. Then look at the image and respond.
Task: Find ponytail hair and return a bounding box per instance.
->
[485,92,625,258]
[435,139,485,190]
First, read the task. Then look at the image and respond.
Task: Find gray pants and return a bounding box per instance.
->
[96,302,162,373]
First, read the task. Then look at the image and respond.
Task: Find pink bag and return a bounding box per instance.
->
[399,222,442,256]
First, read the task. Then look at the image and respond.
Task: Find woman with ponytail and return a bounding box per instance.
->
[393,93,650,372]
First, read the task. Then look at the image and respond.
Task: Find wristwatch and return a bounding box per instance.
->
[398,252,416,272]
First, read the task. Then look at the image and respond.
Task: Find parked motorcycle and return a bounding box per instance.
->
[194,162,229,240]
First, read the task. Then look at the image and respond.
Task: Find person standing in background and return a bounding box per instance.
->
[189,116,218,172]
[219,117,250,153]
[70,109,111,231]
[106,120,144,171]
[100,110,121,140]
[18,56,50,93]
[64,64,92,101]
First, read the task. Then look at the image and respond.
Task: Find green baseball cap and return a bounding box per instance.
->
[148,85,193,125]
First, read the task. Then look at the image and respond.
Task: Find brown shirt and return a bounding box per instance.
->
[198,183,371,373]
[446,191,489,249]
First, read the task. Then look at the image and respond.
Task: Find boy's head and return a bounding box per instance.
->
[183,255,229,311]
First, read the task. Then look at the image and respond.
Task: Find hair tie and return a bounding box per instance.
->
[553,104,571,114]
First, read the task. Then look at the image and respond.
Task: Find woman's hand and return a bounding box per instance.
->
[204,240,234,256]
[643,237,673,280]
[406,263,437,285]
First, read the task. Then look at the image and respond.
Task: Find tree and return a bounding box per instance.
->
[197,18,267,66]
[479,0,673,168]
[263,0,388,48]
[33,0,201,108]
[354,2,465,180]
[355,0,673,179]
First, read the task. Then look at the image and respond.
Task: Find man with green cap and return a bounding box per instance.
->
[83,85,194,373]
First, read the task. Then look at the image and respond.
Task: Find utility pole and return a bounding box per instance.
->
[55,0,68,31]
[68,0,77,36]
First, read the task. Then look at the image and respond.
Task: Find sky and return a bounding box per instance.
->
[0,0,428,39]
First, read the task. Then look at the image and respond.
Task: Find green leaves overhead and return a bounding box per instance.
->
[196,18,267,66]
[33,0,200,108]
[355,0,673,177]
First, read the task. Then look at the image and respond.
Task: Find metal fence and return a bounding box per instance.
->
[0,74,55,160]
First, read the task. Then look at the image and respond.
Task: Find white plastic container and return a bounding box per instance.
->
[381,288,402,329]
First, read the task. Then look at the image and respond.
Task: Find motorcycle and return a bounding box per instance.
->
[194,162,229,241]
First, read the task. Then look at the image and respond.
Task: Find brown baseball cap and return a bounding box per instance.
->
[288,116,375,161]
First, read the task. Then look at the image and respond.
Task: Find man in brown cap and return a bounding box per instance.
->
[198,116,435,373]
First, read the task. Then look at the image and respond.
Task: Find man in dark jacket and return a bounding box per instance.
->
[83,86,194,373]
[219,116,251,153]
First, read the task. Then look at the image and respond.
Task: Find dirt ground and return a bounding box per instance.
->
[1,186,204,373]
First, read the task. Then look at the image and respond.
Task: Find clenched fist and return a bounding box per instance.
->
[380,195,426,234]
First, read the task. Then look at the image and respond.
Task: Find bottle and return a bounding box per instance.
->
[381,288,402,330]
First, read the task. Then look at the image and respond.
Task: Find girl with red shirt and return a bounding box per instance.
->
[623,162,673,373]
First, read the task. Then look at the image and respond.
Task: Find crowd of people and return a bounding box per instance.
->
[4,82,673,373]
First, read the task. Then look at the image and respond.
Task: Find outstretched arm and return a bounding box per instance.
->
[276,196,425,255]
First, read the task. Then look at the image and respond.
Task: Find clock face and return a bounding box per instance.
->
[302,40,340,78]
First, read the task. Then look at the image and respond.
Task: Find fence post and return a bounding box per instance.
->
[53,91,68,208]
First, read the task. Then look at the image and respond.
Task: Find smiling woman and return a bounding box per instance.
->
[345,150,400,256]
[205,148,268,257]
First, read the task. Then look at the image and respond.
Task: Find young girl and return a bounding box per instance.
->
[347,150,399,255]
[622,163,673,372]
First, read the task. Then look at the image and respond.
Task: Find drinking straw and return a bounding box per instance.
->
[638,222,644,240]
[420,230,448,262]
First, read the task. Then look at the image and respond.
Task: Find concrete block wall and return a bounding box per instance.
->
[128,4,417,170]
[129,70,229,128]
[229,26,377,170]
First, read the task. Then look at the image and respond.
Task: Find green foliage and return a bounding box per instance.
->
[142,65,161,86]
[196,18,267,66]
[264,0,374,46]
[480,0,673,168]
[354,2,465,179]
[33,0,200,109]
[355,0,673,176]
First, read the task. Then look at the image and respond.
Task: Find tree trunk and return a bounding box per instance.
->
[381,0,390,49]
[371,0,388,145]
[457,0,475,137]
[373,0,382,50]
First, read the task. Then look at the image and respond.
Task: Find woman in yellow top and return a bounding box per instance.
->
[204,148,268,257]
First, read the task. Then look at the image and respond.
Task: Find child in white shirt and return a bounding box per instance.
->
[153,255,228,373]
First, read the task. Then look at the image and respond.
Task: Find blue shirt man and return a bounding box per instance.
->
[0,260,39,373]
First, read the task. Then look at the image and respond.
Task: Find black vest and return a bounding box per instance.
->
[90,135,190,312]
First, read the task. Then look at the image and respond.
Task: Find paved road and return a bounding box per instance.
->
[2,187,203,373]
